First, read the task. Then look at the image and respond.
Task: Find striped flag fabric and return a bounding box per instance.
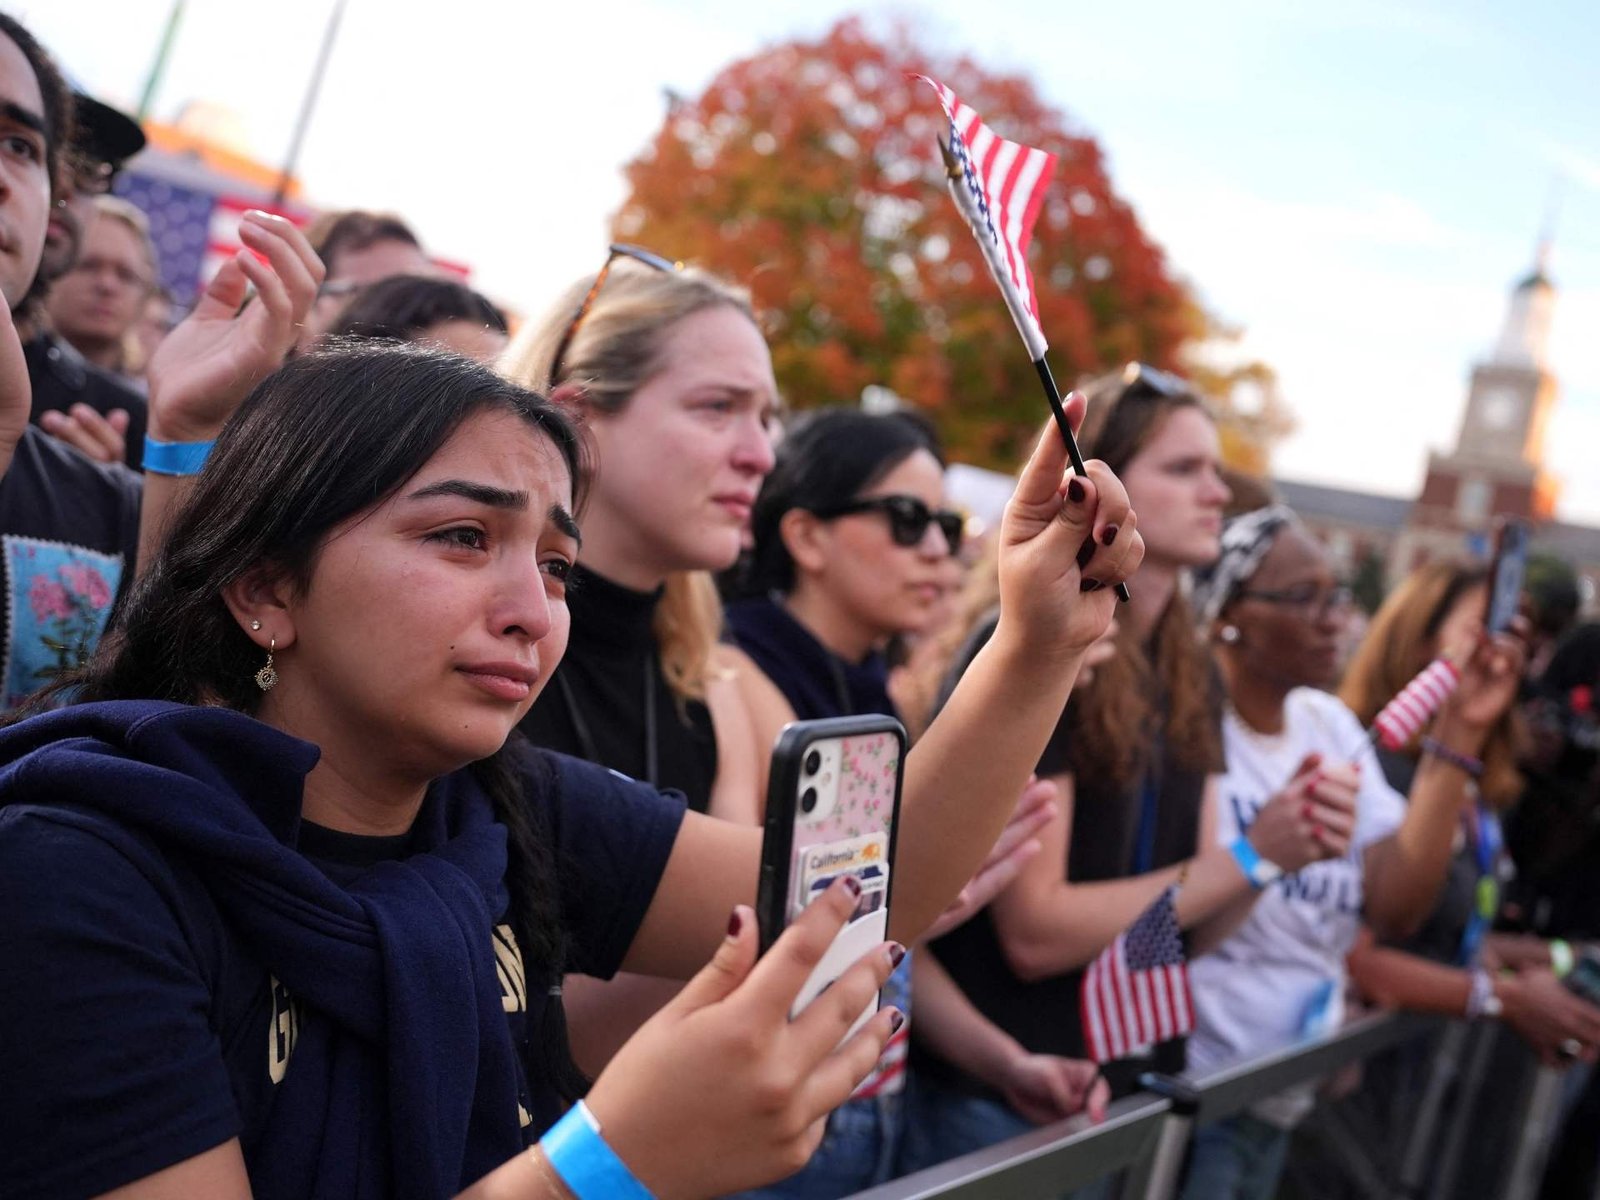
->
[1372,658,1462,750]
[916,74,1056,359]
[1082,886,1193,1064]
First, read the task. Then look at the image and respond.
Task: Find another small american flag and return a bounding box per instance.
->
[1082,886,1193,1064]
[915,74,1056,359]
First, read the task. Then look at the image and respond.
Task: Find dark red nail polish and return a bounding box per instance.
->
[728,909,743,938]
[1066,478,1086,504]
[889,1009,906,1034]
[887,943,906,969]
[1100,524,1119,546]
[841,874,862,898]
[1081,579,1102,593]
[1077,537,1096,568]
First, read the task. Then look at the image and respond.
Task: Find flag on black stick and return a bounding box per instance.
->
[915,74,1129,601]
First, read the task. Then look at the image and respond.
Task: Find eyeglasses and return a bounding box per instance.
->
[1237,583,1353,619]
[548,243,684,383]
[810,494,965,556]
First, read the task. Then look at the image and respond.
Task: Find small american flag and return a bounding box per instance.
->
[915,75,1056,359]
[1082,886,1193,1064]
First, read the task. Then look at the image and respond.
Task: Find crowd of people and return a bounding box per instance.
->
[2,11,1599,1200]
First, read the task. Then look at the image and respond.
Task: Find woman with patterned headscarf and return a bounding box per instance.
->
[1180,508,1528,1200]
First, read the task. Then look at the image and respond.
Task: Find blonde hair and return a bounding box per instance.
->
[500,259,757,702]
[1340,561,1522,809]
[89,194,156,274]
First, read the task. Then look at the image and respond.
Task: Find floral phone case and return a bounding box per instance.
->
[757,715,906,1024]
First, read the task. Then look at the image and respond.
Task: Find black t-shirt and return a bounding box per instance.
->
[0,739,685,1199]
[25,331,149,469]
[0,426,141,710]
[917,613,1220,1099]
[519,567,718,811]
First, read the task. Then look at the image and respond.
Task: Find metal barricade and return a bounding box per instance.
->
[849,1093,1173,1200]
[850,1012,1443,1200]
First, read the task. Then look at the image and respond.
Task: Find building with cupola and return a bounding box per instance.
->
[1274,249,1600,613]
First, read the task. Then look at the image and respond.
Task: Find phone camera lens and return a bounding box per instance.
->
[800,787,818,813]
[804,750,821,776]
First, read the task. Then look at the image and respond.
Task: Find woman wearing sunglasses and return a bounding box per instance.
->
[901,367,1351,1192]
[1178,509,1526,1200]
[722,407,1084,1197]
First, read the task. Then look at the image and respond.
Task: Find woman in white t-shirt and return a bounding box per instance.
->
[1179,507,1527,1200]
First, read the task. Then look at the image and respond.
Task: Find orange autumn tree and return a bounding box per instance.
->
[614,16,1280,469]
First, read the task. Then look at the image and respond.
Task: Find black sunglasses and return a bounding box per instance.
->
[810,494,965,556]
[549,243,683,383]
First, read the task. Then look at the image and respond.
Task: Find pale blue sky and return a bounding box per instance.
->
[26,0,1600,520]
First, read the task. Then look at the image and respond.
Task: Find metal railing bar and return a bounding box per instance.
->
[848,1093,1172,1200]
[1186,1012,1442,1125]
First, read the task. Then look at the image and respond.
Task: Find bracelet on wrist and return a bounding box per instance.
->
[1420,735,1484,780]
[1550,939,1576,980]
[1465,967,1503,1020]
[1229,835,1281,890]
[540,1100,656,1200]
[143,435,215,477]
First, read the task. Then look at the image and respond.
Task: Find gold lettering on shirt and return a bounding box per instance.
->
[268,975,302,1084]
[494,924,526,1014]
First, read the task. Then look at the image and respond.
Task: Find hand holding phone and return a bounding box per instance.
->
[757,715,905,1031]
[1485,517,1531,636]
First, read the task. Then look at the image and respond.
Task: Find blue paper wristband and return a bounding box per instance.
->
[143,435,216,476]
[541,1101,657,1200]
[1229,835,1280,890]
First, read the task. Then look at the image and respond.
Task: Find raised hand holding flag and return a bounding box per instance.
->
[915,73,1130,601]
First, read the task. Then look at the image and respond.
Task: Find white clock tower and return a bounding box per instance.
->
[1392,249,1560,573]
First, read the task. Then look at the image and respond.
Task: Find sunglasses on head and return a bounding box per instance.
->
[1118,361,1192,402]
[810,494,965,556]
[548,243,684,383]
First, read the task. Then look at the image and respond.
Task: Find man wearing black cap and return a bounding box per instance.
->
[23,86,150,467]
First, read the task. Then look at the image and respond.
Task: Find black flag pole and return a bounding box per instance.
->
[936,135,1130,602]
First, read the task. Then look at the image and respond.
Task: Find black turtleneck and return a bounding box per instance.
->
[519,567,718,813]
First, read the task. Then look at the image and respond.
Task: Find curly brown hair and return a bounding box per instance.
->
[1340,561,1523,809]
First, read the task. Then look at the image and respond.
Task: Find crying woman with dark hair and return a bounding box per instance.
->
[0,341,1145,1199]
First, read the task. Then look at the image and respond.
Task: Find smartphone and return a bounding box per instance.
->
[1485,517,1530,635]
[757,715,906,1027]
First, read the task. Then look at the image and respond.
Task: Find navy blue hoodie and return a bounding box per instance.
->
[0,701,684,1200]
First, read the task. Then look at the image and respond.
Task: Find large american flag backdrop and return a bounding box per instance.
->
[114,171,309,310]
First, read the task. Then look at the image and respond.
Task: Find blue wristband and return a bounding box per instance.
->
[1229,835,1281,890]
[143,435,215,476]
[541,1100,657,1200]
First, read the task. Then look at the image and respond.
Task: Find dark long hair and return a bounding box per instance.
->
[742,407,944,596]
[68,341,593,1102]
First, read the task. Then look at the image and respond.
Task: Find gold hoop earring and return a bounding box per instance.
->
[255,637,278,691]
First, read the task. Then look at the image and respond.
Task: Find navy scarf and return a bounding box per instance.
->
[725,595,897,721]
[0,701,524,1199]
